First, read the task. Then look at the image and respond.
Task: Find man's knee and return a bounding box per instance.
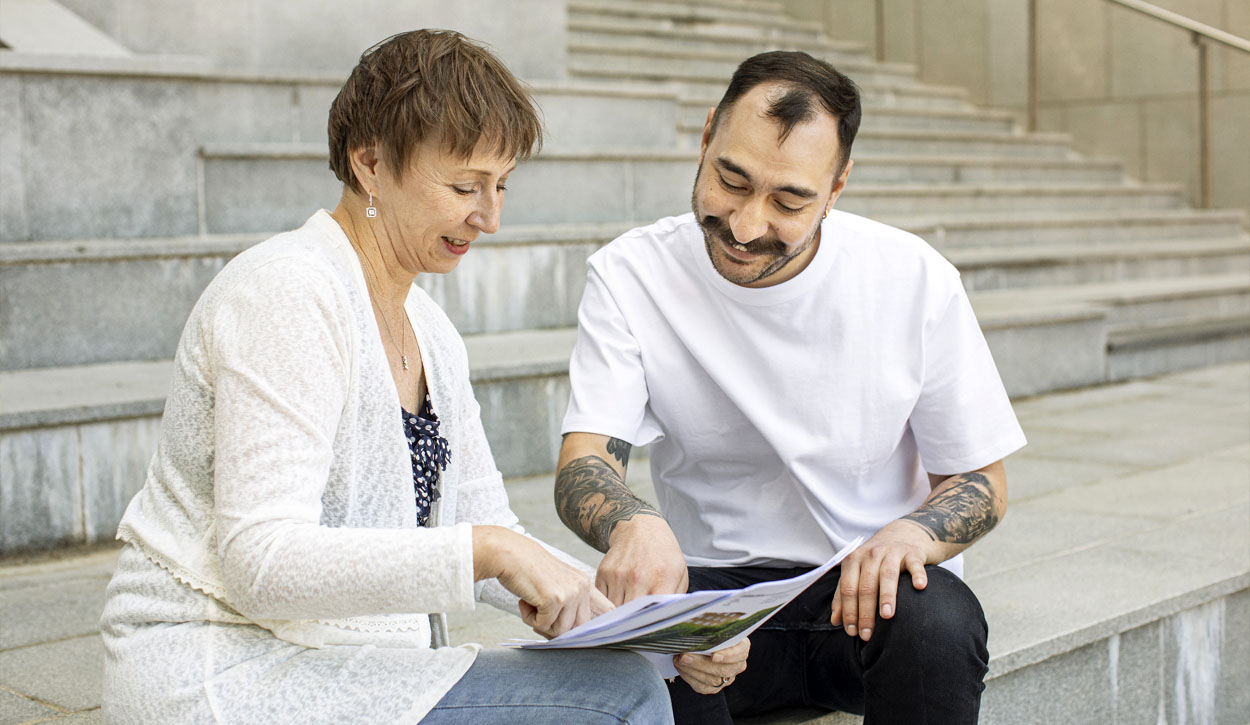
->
[878,565,987,652]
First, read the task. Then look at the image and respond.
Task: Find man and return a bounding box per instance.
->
[555,51,1026,723]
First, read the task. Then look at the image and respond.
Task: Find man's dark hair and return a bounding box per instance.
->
[708,51,861,174]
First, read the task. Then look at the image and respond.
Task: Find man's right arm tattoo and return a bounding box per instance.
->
[555,454,662,552]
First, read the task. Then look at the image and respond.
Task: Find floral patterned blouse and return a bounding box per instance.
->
[402,393,451,526]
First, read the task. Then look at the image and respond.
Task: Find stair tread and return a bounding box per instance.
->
[948,236,1250,266]
[567,17,866,54]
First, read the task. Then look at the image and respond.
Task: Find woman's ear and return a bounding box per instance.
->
[348,144,383,197]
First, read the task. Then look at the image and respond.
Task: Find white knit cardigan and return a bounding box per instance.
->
[111,211,578,720]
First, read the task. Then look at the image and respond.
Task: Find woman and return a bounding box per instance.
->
[100,29,671,724]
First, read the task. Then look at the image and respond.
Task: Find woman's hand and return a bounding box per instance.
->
[672,638,750,694]
[472,526,614,638]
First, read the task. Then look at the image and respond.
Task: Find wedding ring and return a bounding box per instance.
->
[719,676,729,686]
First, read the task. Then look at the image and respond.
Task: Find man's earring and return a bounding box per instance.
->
[823,207,831,219]
[366,192,377,218]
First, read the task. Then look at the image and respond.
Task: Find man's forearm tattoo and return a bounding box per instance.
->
[555,455,662,552]
[605,437,631,467]
[902,472,999,544]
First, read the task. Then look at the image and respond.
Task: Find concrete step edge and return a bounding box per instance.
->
[974,273,1250,310]
[845,182,1184,198]
[566,41,918,76]
[195,137,1084,164]
[949,237,1250,268]
[0,360,172,430]
[0,296,1114,428]
[567,1,824,32]
[566,62,945,92]
[0,223,638,263]
[882,207,1249,232]
[567,20,865,53]
[0,55,683,102]
[989,572,1248,680]
[1107,313,1250,351]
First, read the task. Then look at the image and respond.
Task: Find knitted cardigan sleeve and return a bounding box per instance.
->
[210,259,475,621]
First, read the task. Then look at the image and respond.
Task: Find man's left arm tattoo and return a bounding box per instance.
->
[604,437,631,467]
[901,472,999,544]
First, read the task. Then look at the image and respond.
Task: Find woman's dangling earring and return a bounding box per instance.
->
[366,192,377,218]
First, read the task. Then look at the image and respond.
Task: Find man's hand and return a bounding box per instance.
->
[673,638,750,694]
[555,432,689,605]
[831,461,1007,641]
[830,519,935,641]
[596,513,688,605]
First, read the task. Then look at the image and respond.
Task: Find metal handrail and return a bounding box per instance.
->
[868,0,1249,209]
[1102,0,1250,54]
[1025,0,1250,208]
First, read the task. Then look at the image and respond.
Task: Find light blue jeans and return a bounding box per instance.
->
[423,648,673,724]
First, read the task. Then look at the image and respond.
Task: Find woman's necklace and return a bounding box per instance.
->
[357,249,411,372]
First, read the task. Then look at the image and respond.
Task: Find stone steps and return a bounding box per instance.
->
[568,0,825,38]
[7,271,1244,544]
[195,142,1117,235]
[678,99,1019,134]
[952,236,1250,292]
[2,365,1244,722]
[567,63,976,110]
[6,221,1242,370]
[567,42,919,88]
[838,182,1182,216]
[567,23,867,63]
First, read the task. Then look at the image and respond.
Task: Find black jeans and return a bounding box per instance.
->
[666,564,989,725]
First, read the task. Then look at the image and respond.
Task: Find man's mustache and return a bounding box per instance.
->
[701,215,788,257]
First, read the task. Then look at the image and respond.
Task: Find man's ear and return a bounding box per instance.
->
[826,158,854,214]
[698,107,715,165]
[348,144,383,196]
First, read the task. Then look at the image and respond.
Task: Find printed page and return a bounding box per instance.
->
[505,537,862,657]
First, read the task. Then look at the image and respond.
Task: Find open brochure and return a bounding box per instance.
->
[504,537,863,677]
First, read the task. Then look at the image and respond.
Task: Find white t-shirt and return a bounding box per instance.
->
[562,210,1027,574]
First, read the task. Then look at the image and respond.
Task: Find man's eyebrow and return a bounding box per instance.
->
[714,156,818,200]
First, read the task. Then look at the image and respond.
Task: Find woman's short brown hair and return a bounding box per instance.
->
[328,29,542,193]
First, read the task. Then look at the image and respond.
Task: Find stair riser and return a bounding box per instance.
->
[678,102,1014,134]
[570,3,803,28]
[12,241,1241,370]
[568,29,864,63]
[1104,291,1250,327]
[0,238,612,369]
[568,54,915,88]
[838,191,1183,217]
[567,11,822,41]
[980,593,1250,725]
[0,417,159,555]
[932,220,1249,248]
[0,255,230,370]
[1108,334,1250,382]
[0,70,681,242]
[983,315,1108,398]
[202,156,696,233]
[849,162,1122,186]
[961,253,1250,292]
[589,75,970,110]
[417,241,601,335]
[682,129,1072,158]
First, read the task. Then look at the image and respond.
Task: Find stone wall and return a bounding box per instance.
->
[783,0,1250,214]
[51,0,568,80]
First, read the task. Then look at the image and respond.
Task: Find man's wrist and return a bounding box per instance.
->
[606,509,666,548]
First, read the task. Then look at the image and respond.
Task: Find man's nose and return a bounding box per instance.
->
[729,197,768,244]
